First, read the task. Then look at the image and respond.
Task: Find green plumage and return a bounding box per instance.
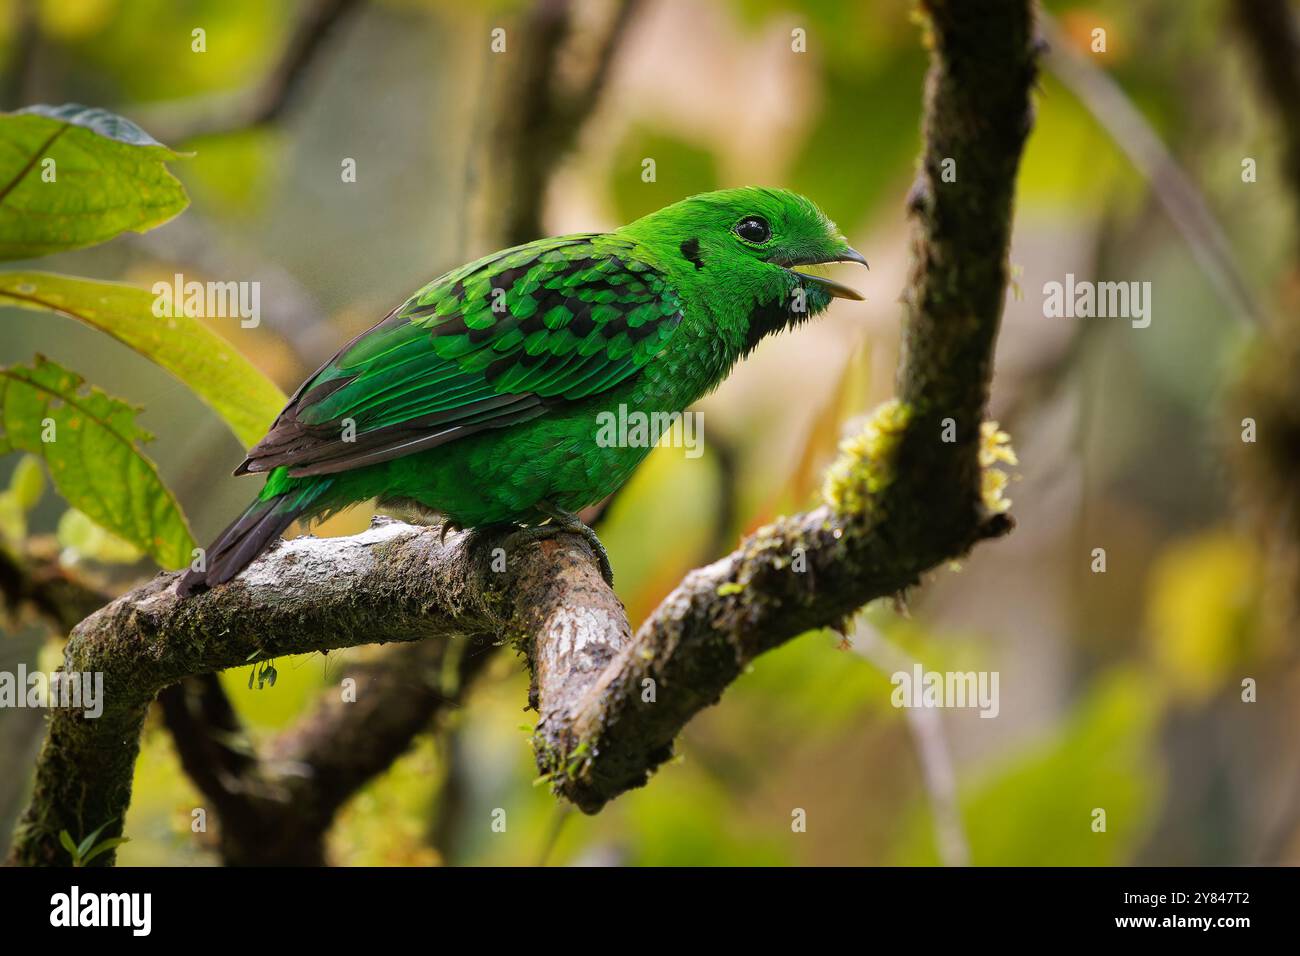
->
[178,187,865,596]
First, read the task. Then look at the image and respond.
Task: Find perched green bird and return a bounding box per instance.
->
[177,187,866,597]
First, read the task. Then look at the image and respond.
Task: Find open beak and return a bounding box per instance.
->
[788,246,869,301]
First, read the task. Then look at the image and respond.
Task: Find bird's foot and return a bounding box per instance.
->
[505,503,614,587]
[438,518,463,545]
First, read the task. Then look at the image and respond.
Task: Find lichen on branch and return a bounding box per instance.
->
[822,399,913,516]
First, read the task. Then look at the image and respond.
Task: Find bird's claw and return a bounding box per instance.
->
[568,521,615,588]
[504,509,614,588]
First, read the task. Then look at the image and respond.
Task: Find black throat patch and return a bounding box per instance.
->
[743,294,804,356]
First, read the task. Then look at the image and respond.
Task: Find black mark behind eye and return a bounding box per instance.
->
[733,216,771,244]
[680,237,704,270]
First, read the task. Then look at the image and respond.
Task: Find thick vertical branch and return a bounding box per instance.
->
[891,0,1039,555]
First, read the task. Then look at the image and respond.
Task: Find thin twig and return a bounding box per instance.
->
[150,0,365,143]
[850,621,969,867]
[1039,12,1266,328]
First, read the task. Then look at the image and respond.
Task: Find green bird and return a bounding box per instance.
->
[177,187,866,597]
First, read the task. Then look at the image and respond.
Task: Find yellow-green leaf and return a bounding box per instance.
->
[0,355,194,568]
[57,508,143,565]
[0,453,45,549]
[0,272,285,446]
[0,103,190,260]
[0,490,24,549]
[1146,531,1263,702]
[8,453,44,509]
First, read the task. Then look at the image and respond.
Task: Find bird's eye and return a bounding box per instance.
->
[733,216,771,244]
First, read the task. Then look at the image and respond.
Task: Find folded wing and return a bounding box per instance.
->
[237,235,682,478]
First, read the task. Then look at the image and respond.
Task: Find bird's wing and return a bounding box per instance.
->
[237,235,683,478]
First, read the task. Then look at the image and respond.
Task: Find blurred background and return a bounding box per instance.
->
[2,0,1299,866]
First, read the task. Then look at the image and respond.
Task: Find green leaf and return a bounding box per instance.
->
[79,836,130,865]
[18,104,170,148]
[8,453,44,509]
[0,454,47,551]
[0,490,24,549]
[57,508,142,565]
[0,272,286,446]
[0,103,190,260]
[76,819,112,858]
[0,355,195,568]
[58,829,78,862]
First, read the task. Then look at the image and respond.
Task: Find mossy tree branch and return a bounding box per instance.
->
[0,513,494,867]
[6,519,605,866]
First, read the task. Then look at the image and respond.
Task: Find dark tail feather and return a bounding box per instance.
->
[176,495,304,598]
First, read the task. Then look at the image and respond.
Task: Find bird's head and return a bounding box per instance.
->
[622,186,867,354]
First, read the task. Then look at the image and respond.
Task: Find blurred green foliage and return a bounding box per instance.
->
[609,126,718,223]
[893,669,1163,866]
